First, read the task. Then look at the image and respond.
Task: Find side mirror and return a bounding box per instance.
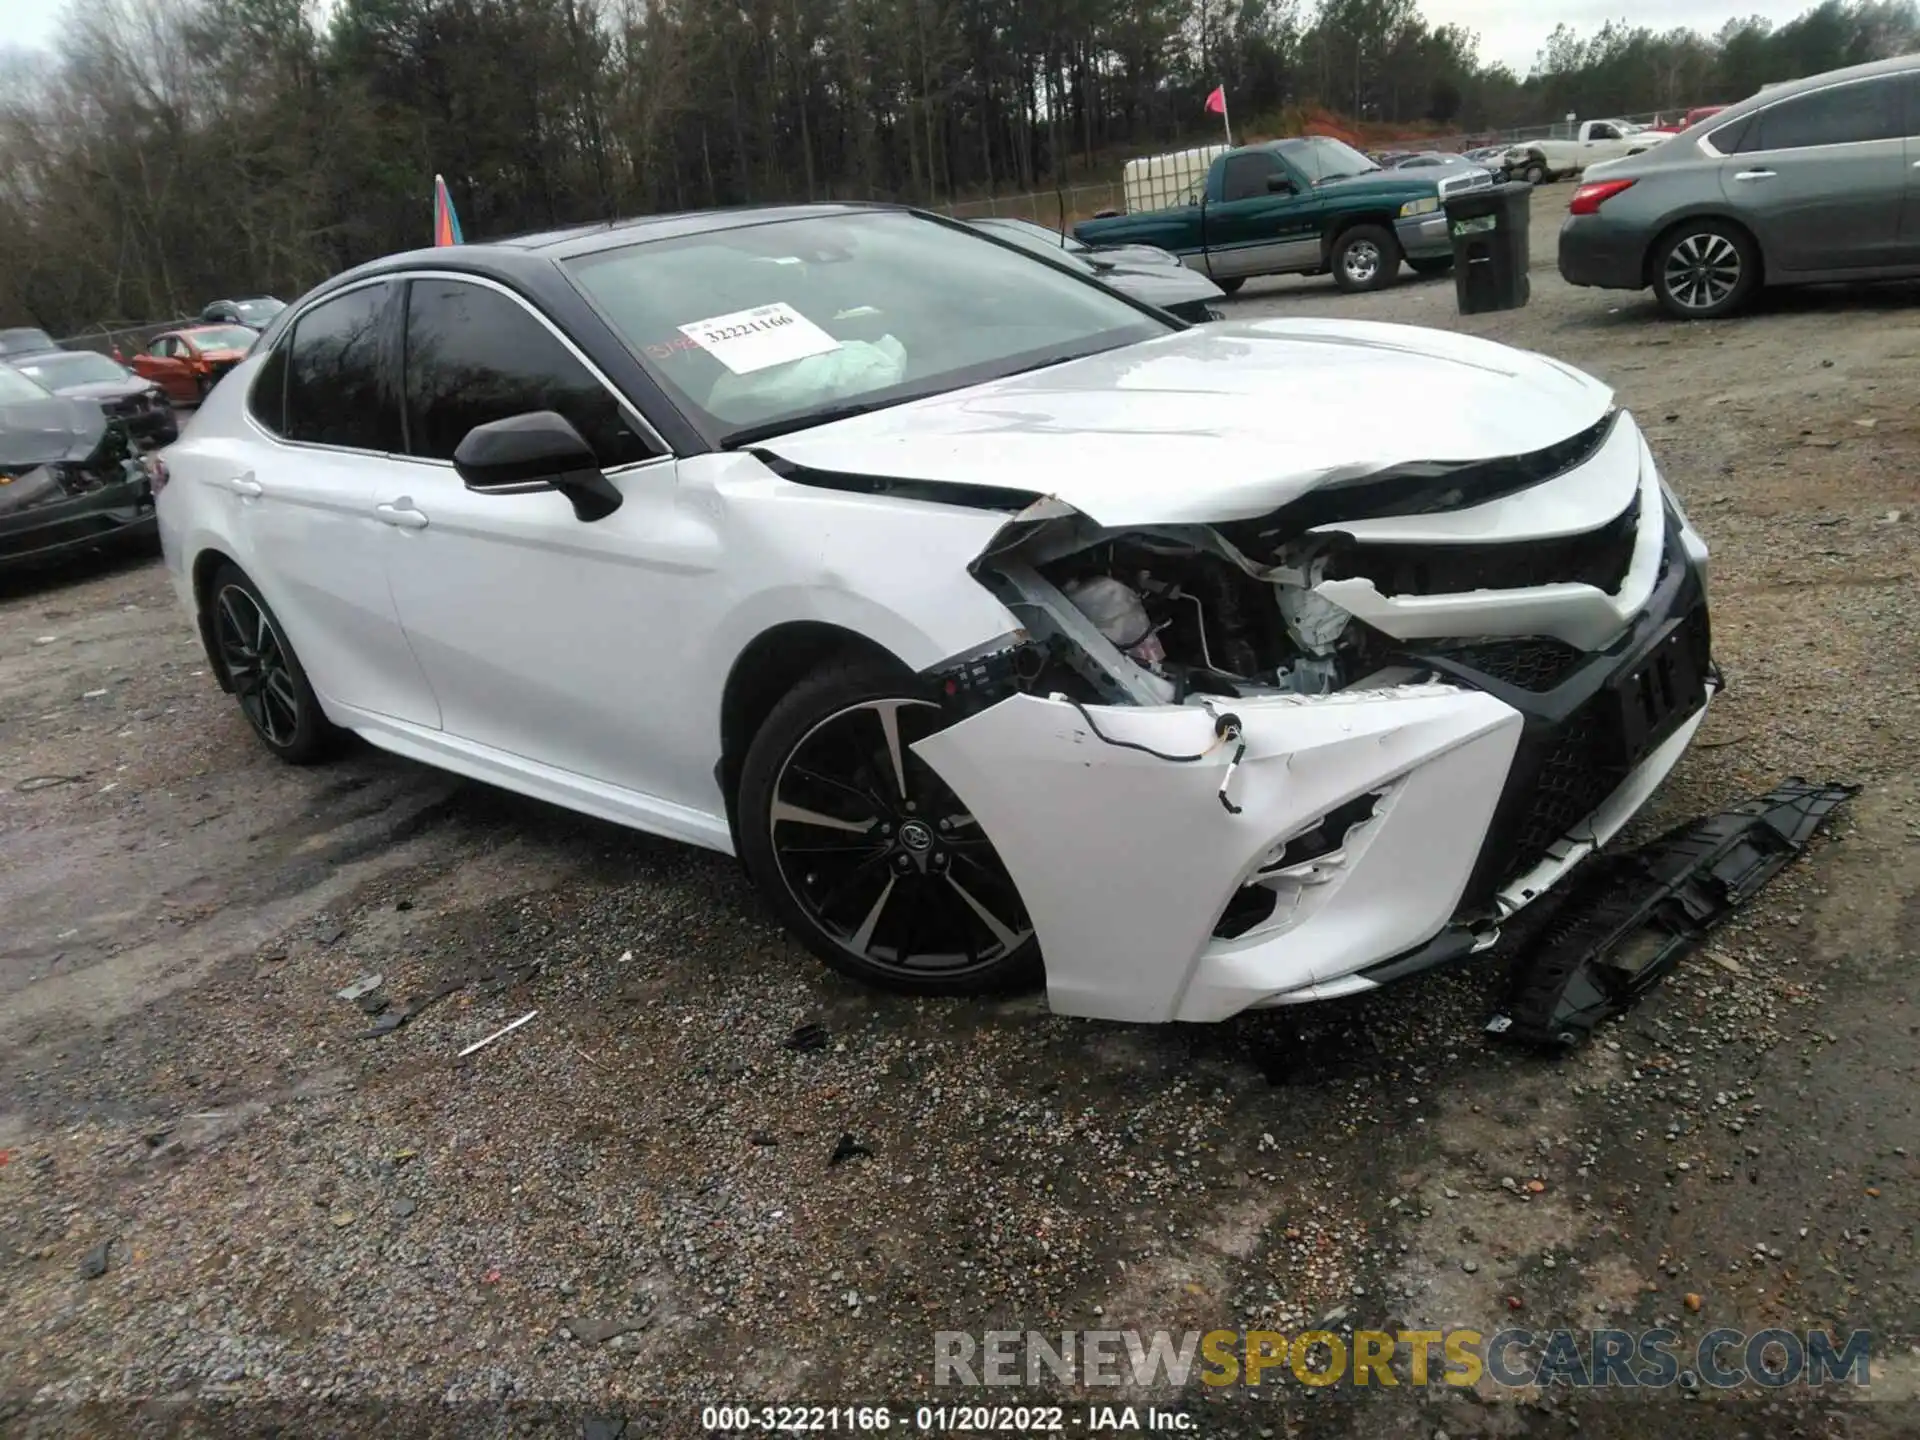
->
[1266,175,1294,193]
[453,410,624,523]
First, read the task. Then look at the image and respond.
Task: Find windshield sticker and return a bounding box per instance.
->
[678,302,840,375]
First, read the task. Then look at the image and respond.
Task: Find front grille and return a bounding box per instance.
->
[1324,493,1640,598]
[1426,637,1586,691]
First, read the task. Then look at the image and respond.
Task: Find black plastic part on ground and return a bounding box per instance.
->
[1486,777,1860,1049]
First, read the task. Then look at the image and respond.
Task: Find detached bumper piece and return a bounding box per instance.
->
[1487,778,1858,1049]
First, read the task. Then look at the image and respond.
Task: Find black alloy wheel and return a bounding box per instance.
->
[207,563,335,763]
[738,659,1039,994]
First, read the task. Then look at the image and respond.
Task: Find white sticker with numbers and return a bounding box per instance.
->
[677,302,840,375]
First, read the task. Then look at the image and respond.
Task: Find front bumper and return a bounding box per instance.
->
[0,470,157,564]
[1395,212,1452,260]
[915,484,1714,1025]
[1558,214,1647,290]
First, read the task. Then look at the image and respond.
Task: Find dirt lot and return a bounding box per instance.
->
[3,189,1918,1437]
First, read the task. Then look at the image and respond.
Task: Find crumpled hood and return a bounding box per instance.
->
[57,378,156,404]
[1097,261,1223,310]
[1086,242,1185,269]
[756,318,1616,527]
[0,395,106,469]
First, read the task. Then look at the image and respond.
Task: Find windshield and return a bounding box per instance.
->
[234,299,285,325]
[0,366,52,402]
[14,351,129,388]
[188,326,258,351]
[1277,136,1381,184]
[567,210,1168,444]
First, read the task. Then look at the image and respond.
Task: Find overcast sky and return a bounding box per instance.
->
[0,0,1828,78]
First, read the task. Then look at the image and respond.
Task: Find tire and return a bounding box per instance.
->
[1331,224,1402,293]
[205,562,338,764]
[1650,219,1759,320]
[736,656,1042,996]
[1214,276,1246,295]
[1408,255,1454,277]
[1523,162,1547,185]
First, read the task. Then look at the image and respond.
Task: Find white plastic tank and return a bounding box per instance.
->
[1122,145,1229,215]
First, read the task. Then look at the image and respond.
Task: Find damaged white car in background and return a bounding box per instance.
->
[156,204,1715,1025]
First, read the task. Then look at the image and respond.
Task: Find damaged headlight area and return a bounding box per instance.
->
[934,508,1389,715]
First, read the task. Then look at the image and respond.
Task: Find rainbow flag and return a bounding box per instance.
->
[433,174,464,246]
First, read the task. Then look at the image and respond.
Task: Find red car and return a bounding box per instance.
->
[120,324,257,405]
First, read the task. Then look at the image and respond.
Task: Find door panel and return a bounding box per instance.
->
[1723,75,1909,272]
[379,274,694,803]
[1900,73,1920,261]
[237,450,443,729]
[378,463,726,810]
[1202,154,1322,279]
[230,279,441,728]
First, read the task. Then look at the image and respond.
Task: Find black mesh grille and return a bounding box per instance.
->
[1426,637,1586,691]
[1325,494,1641,598]
[1505,709,1630,875]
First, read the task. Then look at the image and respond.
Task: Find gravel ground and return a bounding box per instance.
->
[2,189,1917,1437]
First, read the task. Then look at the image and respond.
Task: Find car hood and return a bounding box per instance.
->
[1086,242,1184,268]
[57,378,154,403]
[1094,263,1223,309]
[1313,168,1438,197]
[0,395,107,469]
[755,318,1615,528]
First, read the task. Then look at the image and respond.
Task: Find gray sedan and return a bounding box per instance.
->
[1559,53,1920,319]
[963,217,1226,322]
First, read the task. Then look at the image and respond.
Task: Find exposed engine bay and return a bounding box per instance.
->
[971,516,1406,709]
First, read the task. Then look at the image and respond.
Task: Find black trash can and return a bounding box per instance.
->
[1445,182,1531,314]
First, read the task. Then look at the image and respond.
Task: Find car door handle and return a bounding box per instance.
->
[1732,169,1776,181]
[375,500,429,530]
[227,474,262,497]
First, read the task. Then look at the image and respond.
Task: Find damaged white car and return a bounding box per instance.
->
[156,204,1716,1024]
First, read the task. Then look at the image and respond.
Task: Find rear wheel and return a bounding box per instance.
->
[1213,276,1246,295]
[206,563,337,763]
[1408,255,1454,277]
[737,658,1040,995]
[1331,225,1402,293]
[1650,220,1758,320]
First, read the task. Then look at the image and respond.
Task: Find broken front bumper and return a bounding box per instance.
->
[914,507,1714,1025]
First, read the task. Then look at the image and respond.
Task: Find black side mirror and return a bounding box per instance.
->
[453,410,623,523]
[1266,175,1294,193]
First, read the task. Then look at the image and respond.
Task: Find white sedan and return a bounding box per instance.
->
[155,204,1716,1024]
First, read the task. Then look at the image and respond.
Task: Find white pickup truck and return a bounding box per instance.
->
[1502,120,1666,184]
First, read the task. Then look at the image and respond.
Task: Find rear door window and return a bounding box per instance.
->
[1747,77,1905,151]
[282,283,402,452]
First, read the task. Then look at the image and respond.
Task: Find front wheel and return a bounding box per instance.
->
[206,563,338,763]
[1213,276,1246,295]
[1651,220,1759,320]
[1331,225,1402,293]
[1408,255,1454,277]
[1522,162,1548,185]
[736,657,1041,996]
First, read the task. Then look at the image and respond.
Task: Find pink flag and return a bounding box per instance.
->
[1204,85,1227,115]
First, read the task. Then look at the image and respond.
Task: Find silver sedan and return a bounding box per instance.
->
[1558,52,1920,319]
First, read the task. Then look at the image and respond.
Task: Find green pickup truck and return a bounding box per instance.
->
[1076,136,1493,295]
